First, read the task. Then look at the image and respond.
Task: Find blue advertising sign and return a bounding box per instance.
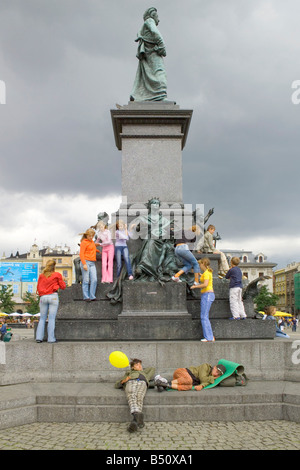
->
[0,262,38,282]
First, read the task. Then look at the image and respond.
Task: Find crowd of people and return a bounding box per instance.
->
[10,215,293,345]
[79,220,134,298]
[31,217,246,344]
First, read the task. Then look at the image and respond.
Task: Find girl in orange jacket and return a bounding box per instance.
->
[79,228,99,301]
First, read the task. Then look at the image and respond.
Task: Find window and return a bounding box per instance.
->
[27,284,33,293]
[13,284,19,294]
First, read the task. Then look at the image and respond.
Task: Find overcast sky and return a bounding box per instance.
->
[0,0,300,269]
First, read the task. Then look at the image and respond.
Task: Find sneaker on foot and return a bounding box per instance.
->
[154,375,168,384]
[155,379,169,389]
[172,276,182,283]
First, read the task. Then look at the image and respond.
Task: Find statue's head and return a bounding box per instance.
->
[97,211,109,222]
[143,7,158,23]
[146,197,160,210]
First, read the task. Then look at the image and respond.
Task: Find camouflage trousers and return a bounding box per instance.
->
[125,380,147,414]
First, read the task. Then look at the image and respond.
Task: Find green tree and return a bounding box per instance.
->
[0,285,16,313]
[23,292,40,314]
[253,285,279,312]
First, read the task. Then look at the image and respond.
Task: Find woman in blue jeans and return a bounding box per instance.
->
[36,259,66,343]
[115,220,133,280]
[172,226,200,285]
[191,257,215,342]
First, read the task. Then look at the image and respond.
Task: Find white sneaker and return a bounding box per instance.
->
[154,375,168,384]
[172,276,182,283]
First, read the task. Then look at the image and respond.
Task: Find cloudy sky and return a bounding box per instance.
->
[0,0,300,269]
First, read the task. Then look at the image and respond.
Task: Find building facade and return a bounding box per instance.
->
[0,244,41,307]
[274,262,300,315]
[40,245,74,287]
[0,243,76,312]
[273,268,286,311]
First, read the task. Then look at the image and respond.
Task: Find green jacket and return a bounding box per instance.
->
[114,367,155,389]
[188,363,216,388]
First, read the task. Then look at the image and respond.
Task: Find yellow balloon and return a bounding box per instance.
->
[109,351,129,368]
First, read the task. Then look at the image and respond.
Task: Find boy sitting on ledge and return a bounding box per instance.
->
[115,358,155,432]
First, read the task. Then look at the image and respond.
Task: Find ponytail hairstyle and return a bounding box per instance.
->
[199,257,213,273]
[43,259,56,278]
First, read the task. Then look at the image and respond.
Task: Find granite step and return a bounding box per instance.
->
[0,381,299,430]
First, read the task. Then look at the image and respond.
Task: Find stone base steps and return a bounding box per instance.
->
[1,339,299,386]
[0,381,299,430]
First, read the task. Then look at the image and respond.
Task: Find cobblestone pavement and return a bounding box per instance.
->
[1,420,300,450]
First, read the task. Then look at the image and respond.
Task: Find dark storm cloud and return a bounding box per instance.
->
[0,0,300,266]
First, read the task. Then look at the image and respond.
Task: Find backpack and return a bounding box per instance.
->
[3,332,12,342]
[219,371,248,387]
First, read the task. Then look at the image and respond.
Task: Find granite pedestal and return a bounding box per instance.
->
[51,253,275,341]
[111,101,192,206]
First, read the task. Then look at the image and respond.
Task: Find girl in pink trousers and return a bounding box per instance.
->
[96,221,114,283]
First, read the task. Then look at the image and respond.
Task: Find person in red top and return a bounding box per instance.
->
[79,228,99,301]
[36,259,66,343]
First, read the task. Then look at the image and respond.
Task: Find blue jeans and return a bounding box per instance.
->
[36,293,59,343]
[175,244,200,274]
[115,246,133,277]
[200,292,215,341]
[80,260,97,300]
